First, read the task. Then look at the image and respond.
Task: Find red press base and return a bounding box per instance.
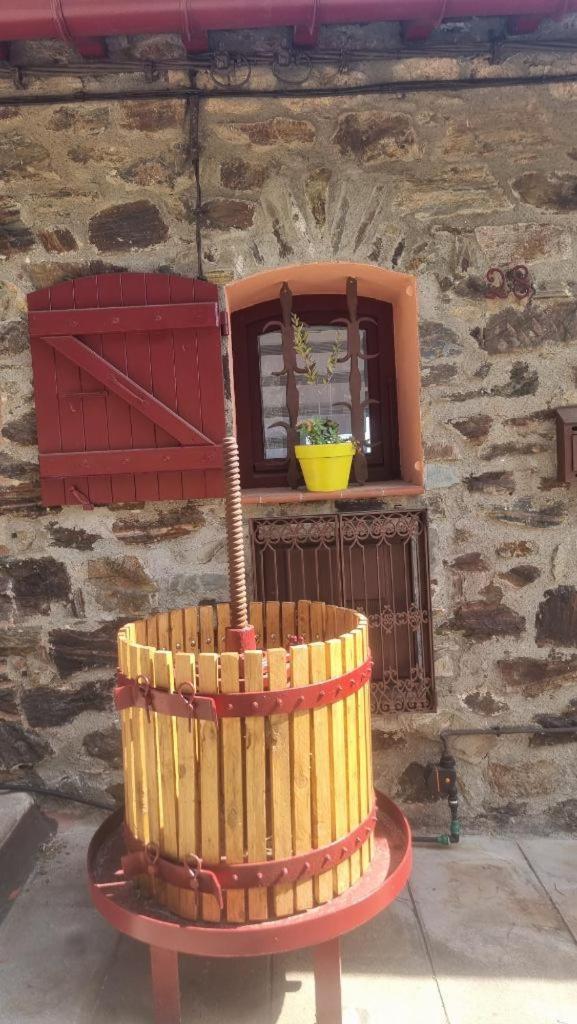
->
[87,794,412,1024]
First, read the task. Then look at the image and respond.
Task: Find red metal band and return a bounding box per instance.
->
[121,804,377,898]
[114,657,372,722]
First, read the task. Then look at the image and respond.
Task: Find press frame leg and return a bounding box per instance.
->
[149,945,181,1024]
[313,937,343,1024]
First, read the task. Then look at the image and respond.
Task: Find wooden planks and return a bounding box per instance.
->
[153,649,179,913]
[290,644,313,911]
[244,650,268,921]
[117,629,137,836]
[309,641,333,904]
[220,652,246,922]
[199,604,215,653]
[249,601,264,648]
[118,604,374,925]
[198,652,221,921]
[173,651,198,919]
[26,272,225,506]
[326,637,350,895]
[265,600,281,648]
[268,647,294,918]
[354,624,371,872]
[342,631,361,884]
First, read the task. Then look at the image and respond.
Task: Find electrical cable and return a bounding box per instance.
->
[1,68,577,106]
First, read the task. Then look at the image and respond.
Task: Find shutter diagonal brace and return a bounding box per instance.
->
[39,333,214,447]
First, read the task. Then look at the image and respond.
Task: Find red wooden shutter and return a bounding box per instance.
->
[27,273,227,507]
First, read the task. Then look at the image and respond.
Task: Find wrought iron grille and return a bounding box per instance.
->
[250,510,435,713]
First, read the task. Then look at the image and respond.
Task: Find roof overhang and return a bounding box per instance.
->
[0,1,575,56]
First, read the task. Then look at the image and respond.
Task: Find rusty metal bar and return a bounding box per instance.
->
[278,283,301,489]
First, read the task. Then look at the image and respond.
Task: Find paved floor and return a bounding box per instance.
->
[1,806,576,1024]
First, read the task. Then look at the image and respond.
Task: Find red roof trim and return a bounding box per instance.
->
[1,1,574,49]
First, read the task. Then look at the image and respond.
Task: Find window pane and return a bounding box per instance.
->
[258,325,370,460]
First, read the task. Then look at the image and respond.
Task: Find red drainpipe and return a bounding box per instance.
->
[0,0,574,51]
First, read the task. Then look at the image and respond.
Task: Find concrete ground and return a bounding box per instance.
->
[1,801,577,1024]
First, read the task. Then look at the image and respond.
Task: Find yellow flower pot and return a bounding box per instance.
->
[295,441,355,492]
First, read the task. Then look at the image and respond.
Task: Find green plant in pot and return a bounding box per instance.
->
[291,314,355,492]
[295,416,355,492]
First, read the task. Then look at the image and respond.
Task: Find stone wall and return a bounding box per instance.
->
[1,27,577,831]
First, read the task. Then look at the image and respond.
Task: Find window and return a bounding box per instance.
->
[232,293,400,490]
[250,510,436,713]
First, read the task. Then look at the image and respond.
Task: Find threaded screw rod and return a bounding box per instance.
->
[222,435,248,631]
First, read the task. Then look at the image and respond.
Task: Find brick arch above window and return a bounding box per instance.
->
[226,262,424,497]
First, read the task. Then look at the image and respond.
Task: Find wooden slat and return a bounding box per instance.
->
[216,603,230,654]
[297,599,311,644]
[157,612,171,651]
[354,626,370,872]
[244,650,268,921]
[326,637,350,895]
[290,645,313,911]
[199,605,215,653]
[184,606,199,654]
[249,602,264,648]
[153,650,180,914]
[38,333,215,447]
[73,274,114,505]
[310,601,324,644]
[344,608,356,631]
[269,647,294,918]
[174,651,198,919]
[95,272,135,502]
[40,445,223,477]
[281,601,295,648]
[198,652,221,921]
[220,652,246,923]
[128,643,157,897]
[265,600,281,648]
[29,301,219,337]
[325,604,337,642]
[50,280,89,506]
[361,617,374,860]
[342,632,361,884]
[170,274,207,499]
[169,609,184,654]
[122,273,159,501]
[146,272,182,501]
[146,615,159,649]
[309,642,333,904]
[134,619,146,644]
[117,633,137,835]
[335,607,348,635]
[27,299,65,501]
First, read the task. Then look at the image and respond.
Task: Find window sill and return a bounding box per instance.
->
[241,481,425,506]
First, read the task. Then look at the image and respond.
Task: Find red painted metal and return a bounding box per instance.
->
[114,656,373,720]
[314,939,343,1024]
[403,0,447,40]
[150,947,181,1024]
[27,273,227,506]
[87,792,411,958]
[2,1,576,47]
[224,625,257,652]
[121,804,376,893]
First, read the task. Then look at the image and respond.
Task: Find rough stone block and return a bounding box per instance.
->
[536,587,577,648]
[89,201,169,251]
[22,679,111,728]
